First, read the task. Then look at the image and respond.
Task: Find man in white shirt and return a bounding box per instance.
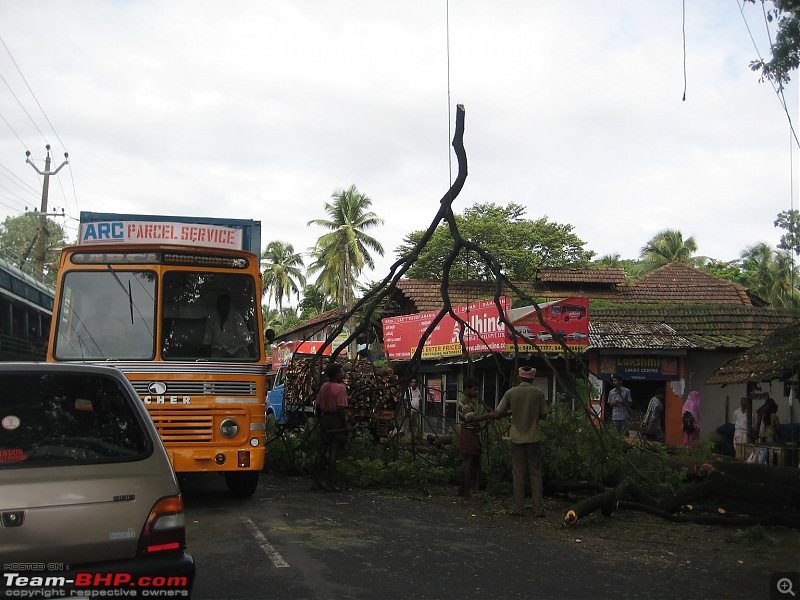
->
[202,293,252,359]
[405,378,423,437]
[733,397,750,449]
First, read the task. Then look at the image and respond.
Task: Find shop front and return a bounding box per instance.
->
[382,297,590,438]
[592,351,686,444]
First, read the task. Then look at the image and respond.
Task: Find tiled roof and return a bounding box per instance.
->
[392,279,536,312]
[275,307,344,341]
[537,267,627,285]
[588,320,693,350]
[392,272,628,313]
[623,262,751,306]
[280,264,797,352]
[590,306,800,350]
[707,321,800,384]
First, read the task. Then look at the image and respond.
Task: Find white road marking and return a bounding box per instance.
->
[243,516,290,568]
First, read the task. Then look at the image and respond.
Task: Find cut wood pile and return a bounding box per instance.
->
[283,355,400,415]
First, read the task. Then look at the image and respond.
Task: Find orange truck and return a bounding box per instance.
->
[47,212,267,496]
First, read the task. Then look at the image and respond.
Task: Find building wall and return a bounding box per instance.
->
[683,351,750,443]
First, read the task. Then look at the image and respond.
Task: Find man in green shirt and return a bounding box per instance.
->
[490,366,549,517]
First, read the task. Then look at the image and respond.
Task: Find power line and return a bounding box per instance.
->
[0,182,34,211]
[0,193,28,213]
[446,0,452,189]
[0,71,48,146]
[0,33,80,224]
[682,0,687,101]
[735,0,800,148]
[0,33,68,152]
[0,109,30,151]
[0,162,39,198]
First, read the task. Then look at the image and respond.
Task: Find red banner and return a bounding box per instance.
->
[506,297,589,352]
[382,297,511,360]
[271,340,330,370]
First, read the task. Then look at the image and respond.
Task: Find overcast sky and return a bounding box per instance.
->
[0,1,797,285]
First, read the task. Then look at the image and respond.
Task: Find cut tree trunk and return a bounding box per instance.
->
[560,459,800,528]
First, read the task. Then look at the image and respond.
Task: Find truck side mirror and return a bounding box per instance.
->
[265,328,276,344]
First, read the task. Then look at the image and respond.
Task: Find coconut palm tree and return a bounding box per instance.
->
[595,253,622,267]
[260,241,306,316]
[638,229,705,274]
[770,251,800,308]
[305,249,338,310]
[307,185,384,308]
[741,243,800,308]
[740,243,774,297]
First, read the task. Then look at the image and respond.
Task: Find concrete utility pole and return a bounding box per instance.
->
[26,145,68,283]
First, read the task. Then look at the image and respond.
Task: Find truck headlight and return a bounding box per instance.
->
[220,418,239,439]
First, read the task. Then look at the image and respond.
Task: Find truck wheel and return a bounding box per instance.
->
[224,471,259,497]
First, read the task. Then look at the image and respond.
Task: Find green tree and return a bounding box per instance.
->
[307,185,384,307]
[592,253,639,279]
[770,250,800,307]
[746,0,800,88]
[740,242,800,307]
[0,212,69,286]
[702,258,748,286]
[297,284,332,321]
[396,202,594,281]
[638,229,704,274]
[260,241,306,317]
[262,305,301,338]
[775,209,800,255]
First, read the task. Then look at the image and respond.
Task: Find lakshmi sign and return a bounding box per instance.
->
[599,355,680,381]
[382,297,511,360]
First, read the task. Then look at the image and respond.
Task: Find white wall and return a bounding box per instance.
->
[684,351,795,442]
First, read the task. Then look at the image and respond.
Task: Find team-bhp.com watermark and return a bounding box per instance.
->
[2,566,189,598]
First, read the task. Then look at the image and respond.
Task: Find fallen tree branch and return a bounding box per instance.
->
[560,461,800,528]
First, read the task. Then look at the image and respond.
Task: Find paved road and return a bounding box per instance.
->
[181,473,797,600]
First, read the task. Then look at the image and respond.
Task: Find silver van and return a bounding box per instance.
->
[0,363,194,595]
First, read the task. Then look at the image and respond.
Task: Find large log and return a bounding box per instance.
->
[561,458,800,528]
[660,461,800,513]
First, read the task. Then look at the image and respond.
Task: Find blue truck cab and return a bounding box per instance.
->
[267,364,289,425]
[266,364,313,427]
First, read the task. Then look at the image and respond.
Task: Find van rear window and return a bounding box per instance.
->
[0,372,151,468]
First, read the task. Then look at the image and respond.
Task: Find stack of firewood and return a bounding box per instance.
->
[344,361,399,411]
[284,356,399,412]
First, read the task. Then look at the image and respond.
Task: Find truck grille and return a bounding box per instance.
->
[131,380,256,396]
[148,409,214,443]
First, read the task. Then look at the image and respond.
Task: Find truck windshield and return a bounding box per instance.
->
[53,270,156,360]
[53,269,259,361]
[161,272,259,361]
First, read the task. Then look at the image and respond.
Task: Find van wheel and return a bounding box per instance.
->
[225,472,259,497]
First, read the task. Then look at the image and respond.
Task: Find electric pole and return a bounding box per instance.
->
[26,145,68,283]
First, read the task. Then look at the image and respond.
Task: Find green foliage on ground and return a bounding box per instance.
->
[263,402,700,501]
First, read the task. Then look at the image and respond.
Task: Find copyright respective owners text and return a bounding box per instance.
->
[1,565,190,598]
[772,572,800,600]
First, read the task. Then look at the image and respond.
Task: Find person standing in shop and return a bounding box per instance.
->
[608,374,633,435]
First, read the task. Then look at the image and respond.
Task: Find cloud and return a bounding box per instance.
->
[0,0,796,280]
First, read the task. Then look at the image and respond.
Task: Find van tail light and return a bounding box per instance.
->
[137,495,187,555]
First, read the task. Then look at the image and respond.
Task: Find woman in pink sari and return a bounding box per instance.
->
[681,391,701,448]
